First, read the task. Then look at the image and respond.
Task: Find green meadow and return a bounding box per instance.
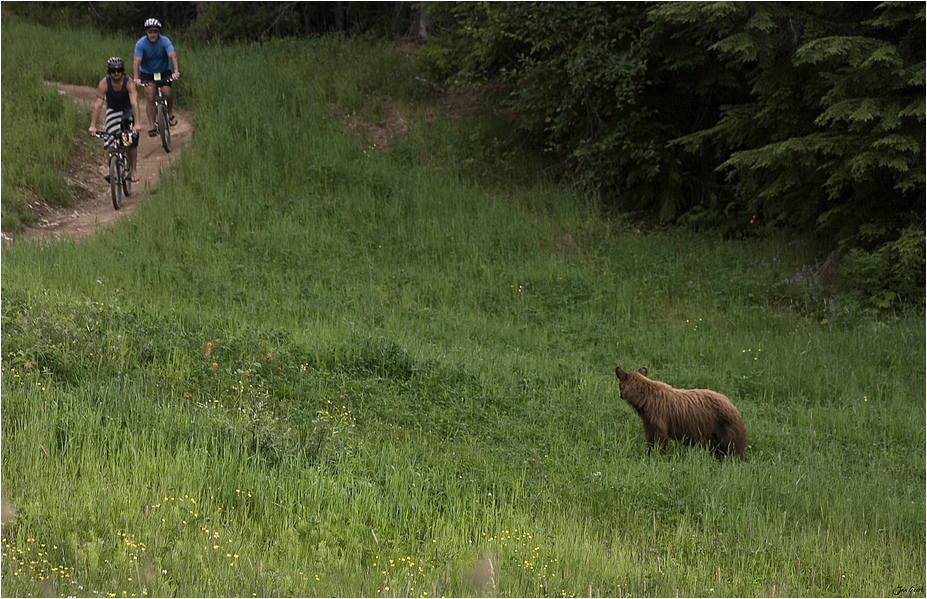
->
[2,19,924,598]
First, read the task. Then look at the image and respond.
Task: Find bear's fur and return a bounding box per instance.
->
[615,366,746,460]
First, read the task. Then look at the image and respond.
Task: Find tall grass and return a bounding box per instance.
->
[2,20,925,598]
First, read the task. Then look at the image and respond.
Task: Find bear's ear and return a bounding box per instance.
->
[615,366,627,380]
[638,367,648,377]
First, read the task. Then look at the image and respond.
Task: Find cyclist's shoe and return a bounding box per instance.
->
[168,114,178,127]
[148,128,158,137]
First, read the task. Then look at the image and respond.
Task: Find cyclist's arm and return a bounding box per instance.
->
[127,80,142,134]
[88,79,107,134]
[168,50,179,79]
[133,55,143,85]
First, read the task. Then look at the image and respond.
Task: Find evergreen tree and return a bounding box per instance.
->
[423,1,924,301]
[653,2,925,245]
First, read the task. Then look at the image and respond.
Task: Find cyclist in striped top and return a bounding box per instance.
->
[89,57,141,182]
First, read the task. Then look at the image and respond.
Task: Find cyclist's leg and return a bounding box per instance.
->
[146,85,157,130]
[104,108,122,143]
[123,107,140,181]
[102,108,122,179]
[161,81,176,123]
[127,146,139,182]
[140,72,157,134]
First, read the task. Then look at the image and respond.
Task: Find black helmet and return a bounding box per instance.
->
[144,18,162,30]
[107,57,125,71]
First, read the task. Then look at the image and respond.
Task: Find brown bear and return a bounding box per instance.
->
[615,366,746,460]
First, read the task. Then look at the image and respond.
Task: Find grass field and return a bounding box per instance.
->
[2,18,925,598]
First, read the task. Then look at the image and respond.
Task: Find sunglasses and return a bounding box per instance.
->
[109,68,125,74]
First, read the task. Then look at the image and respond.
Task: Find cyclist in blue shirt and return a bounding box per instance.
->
[89,57,141,182]
[133,18,180,137]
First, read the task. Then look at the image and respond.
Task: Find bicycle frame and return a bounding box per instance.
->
[95,131,131,209]
[140,77,173,153]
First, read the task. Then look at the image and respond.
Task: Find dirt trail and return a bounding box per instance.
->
[4,82,193,243]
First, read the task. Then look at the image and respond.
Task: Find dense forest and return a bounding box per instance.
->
[11,1,924,303]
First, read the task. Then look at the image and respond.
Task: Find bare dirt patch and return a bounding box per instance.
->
[3,82,193,243]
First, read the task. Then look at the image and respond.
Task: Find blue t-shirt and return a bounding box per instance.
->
[135,35,175,74]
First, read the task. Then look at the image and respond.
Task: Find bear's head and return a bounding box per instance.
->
[615,366,649,398]
[615,366,648,381]
[615,366,650,410]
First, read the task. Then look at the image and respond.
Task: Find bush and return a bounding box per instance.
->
[840,226,926,309]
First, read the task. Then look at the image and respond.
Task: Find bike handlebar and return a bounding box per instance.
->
[95,131,132,147]
[137,77,173,86]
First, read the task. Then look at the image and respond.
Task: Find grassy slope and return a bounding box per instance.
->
[0,20,130,229]
[2,21,925,598]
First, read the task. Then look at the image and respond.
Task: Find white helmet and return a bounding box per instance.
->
[144,18,162,30]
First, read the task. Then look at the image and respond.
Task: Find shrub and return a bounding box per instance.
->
[840,226,926,308]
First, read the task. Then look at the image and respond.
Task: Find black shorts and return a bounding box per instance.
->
[140,70,173,87]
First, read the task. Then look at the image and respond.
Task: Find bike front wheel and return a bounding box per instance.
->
[110,154,122,210]
[122,155,132,197]
[157,103,172,153]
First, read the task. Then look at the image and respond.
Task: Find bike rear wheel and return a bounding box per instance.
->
[110,154,122,210]
[157,102,172,153]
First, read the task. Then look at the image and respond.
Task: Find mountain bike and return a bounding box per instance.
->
[95,128,133,210]
[140,76,173,153]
